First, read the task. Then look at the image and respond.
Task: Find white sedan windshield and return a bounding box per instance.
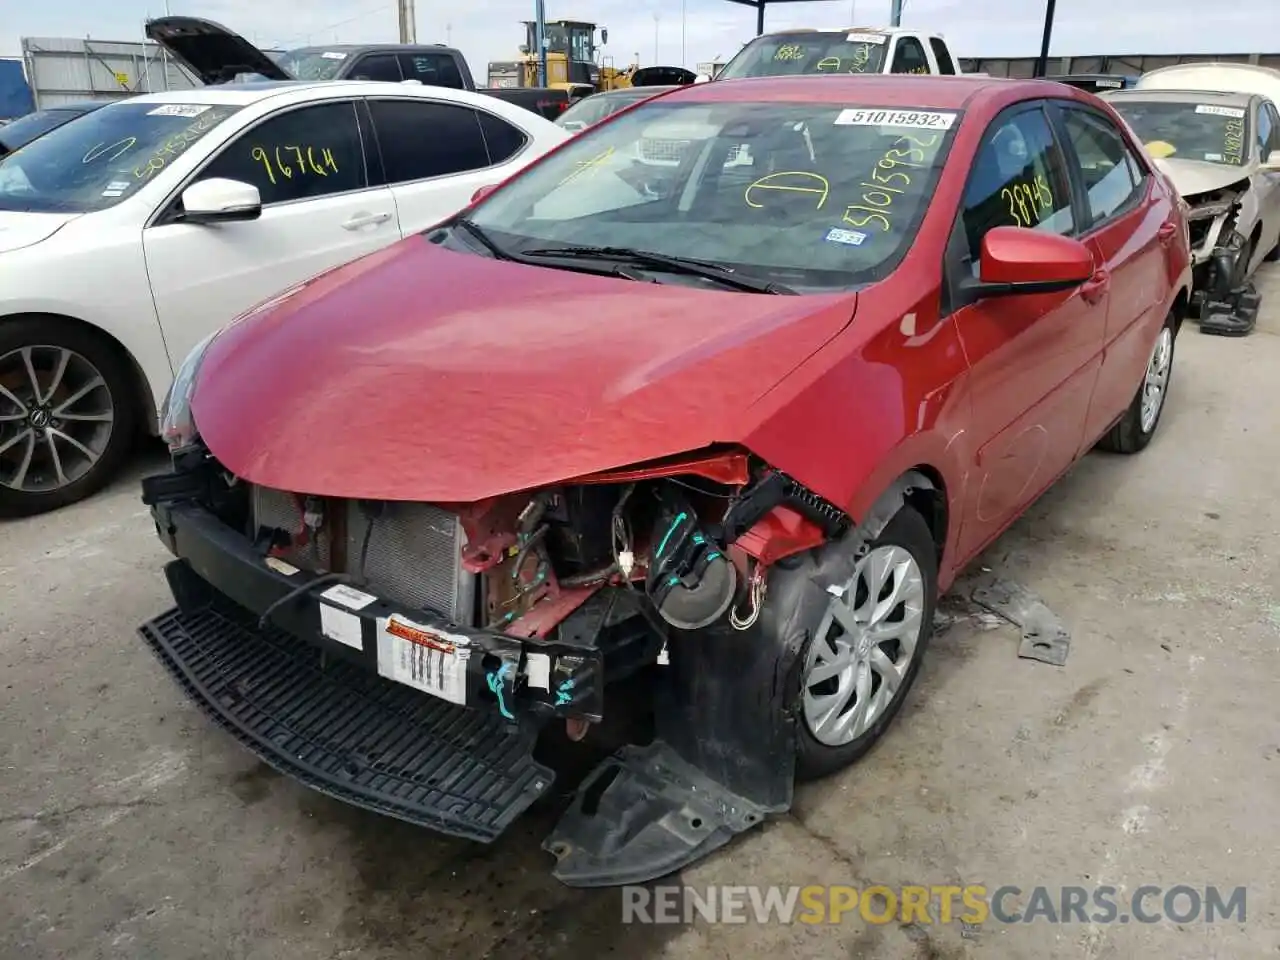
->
[469,100,961,290]
[0,101,241,214]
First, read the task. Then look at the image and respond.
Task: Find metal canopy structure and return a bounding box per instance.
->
[722,0,872,37]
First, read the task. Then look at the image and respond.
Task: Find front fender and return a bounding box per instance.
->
[740,308,971,556]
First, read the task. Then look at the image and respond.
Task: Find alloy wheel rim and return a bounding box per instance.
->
[1140,327,1173,434]
[0,345,115,493]
[802,543,926,747]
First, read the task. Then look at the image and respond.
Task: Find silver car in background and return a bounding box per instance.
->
[555,85,680,133]
[1104,66,1280,336]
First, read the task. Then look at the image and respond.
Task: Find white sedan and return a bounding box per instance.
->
[0,80,569,516]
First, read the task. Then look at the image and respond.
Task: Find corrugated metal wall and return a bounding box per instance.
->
[960,51,1280,78]
[20,37,199,108]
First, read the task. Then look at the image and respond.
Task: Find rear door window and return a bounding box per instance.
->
[929,38,957,74]
[349,54,403,82]
[398,53,466,89]
[476,110,529,164]
[368,99,492,182]
[1058,106,1144,227]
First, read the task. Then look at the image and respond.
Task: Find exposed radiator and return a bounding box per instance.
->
[250,486,476,625]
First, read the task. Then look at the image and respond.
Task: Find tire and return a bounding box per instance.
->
[796,506,939,781]
[1096,311,1176,455]
[0,316,139,518]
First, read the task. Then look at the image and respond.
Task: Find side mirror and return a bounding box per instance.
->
[180,178,262,224]
[694,73,711,84]
[518,44,530,54]
[601,28,609,45]
[470,184,499,204]
[960,226,1093,304]
[560,120,588,133]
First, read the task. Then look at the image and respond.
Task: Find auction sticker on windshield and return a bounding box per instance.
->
[846,32,887,44]
[1195,104,1246,118]
[147,104,211,118]
[835,108,957,130]
[376,614,471,705]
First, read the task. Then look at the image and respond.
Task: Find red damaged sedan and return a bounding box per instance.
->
[139,75,1191,886]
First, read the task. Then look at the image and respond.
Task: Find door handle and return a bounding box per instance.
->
[341,211,392,230]
[1157,221,1178,245]
[1080,269,1110,305]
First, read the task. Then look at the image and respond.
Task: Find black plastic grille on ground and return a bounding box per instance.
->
[139,602,553,842]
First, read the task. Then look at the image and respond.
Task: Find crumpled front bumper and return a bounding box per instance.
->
[139,480,797,886]
[141,495,606,842]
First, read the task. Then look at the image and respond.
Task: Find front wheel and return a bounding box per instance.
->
[0,318,139,518]
[796,506,938,781]
[1096,312,1176,455]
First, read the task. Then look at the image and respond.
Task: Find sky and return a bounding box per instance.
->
[2,0,1277,74]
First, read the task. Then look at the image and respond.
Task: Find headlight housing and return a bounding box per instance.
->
[159,331,219,451]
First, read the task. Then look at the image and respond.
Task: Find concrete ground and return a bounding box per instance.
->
[3,265,1279,960]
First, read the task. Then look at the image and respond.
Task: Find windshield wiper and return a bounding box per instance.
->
[452,218,516,260]
[520,245,797,294]
[448,221,650,282]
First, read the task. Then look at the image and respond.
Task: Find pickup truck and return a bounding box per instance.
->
[145,17,573,120]
[703,26,964,81]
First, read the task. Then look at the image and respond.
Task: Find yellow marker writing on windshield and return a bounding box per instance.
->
[841,133,940,234]
[1223,119,1244,164]
[83,138,137,164]
[774,44,806,62]
[131,112,230,181]
[745,171,830,210]
[815,57,842,72]
[558,146,615,186]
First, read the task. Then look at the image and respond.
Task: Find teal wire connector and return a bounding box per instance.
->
[555,676,575,707]
[487,662,515,719]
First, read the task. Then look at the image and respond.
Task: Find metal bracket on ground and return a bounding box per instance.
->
[968,576,1072,666]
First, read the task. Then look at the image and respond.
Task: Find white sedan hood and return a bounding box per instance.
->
[1152,158,1250,198]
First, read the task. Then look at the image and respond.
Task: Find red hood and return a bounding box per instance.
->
[193,238,856,502]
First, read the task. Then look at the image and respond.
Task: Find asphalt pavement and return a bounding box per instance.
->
[2,264,1279,960]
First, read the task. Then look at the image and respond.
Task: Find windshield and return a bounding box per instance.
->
[463,100,960,291]
[0,101,242,213]
[557,93,651,130]
[718,32,889,80]
[276,48,347,81]
[0,108,88,153]
[1109,99,1252,166]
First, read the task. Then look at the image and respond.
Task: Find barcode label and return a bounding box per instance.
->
[375,616,469,705]
[1195,104,1246,118]
[834,108,957,129]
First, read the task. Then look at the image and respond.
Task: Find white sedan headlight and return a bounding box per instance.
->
[159,331,219,451]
